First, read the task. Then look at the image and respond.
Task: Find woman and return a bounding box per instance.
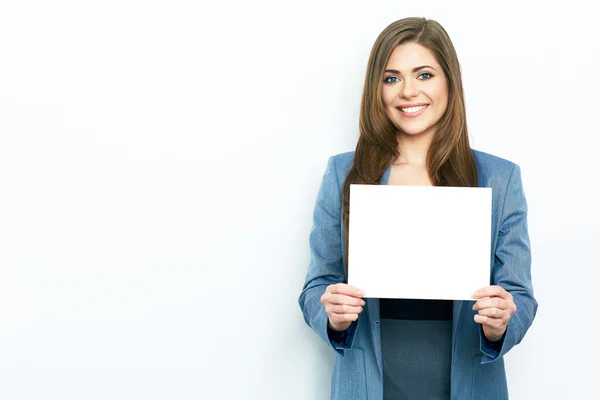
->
[298,17,537,400]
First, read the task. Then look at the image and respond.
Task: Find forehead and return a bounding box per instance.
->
[385,42,440,71]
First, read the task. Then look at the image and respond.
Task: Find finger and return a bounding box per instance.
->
[472,285,509,300]
[476,307,507,319]
[472,297,510,311]
[329,312,359,324]
[473,314,505,329]
[328,304,364,315]
[327,294,366,306]
[328,284,364,298]
[321,293,365,307]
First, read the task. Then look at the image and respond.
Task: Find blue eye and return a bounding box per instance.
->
[384,76,400,83]
[418,73,433,80]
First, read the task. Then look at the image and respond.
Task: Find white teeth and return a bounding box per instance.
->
[400,105,427,113]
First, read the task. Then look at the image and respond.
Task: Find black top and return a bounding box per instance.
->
[380,298,453,320]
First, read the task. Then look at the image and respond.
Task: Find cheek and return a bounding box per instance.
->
[381,88,395,108]
[427,86,448,112]
[436,84,449,110]
[440,91,449,112]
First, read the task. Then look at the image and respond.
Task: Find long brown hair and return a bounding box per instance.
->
[342,17,478,267]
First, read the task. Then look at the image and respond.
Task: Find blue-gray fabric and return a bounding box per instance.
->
[298,149,538,400]
[381,319,452,400]
[380,299,453,399]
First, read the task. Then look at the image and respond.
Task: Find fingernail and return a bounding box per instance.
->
[472,291,479,298]
[357,290,364,297]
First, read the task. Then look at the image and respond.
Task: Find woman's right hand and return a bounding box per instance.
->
[320,283,366,332]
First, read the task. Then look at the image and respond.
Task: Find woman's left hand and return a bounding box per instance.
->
[472,285,517,342]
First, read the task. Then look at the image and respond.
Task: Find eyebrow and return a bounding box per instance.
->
[384,65,437,74]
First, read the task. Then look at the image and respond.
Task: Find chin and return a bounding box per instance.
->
[397,126,432,136]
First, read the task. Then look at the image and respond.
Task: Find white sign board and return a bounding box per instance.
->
[348,184,492,300]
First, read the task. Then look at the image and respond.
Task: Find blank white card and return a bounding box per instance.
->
[348,184,492,300]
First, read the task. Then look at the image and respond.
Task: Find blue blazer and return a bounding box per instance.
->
[298,149,538,400]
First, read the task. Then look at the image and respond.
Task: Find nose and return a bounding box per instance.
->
[400,79,419,99]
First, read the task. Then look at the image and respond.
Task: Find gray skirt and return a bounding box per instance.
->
[381,319,452,400]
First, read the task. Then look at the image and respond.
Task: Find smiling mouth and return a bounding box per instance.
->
[397,105,428,113]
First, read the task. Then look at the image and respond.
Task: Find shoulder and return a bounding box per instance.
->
[471,149,516,171]
[314,152,355,208]
[471,149,520,184]
[326,151,355,183]
[330,151,355,167]
[329,149,519,175]
[326,149,521,185]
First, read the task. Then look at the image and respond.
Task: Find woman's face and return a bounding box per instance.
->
[381,42,448,138]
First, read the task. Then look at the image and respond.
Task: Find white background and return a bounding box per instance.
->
[1,1,598,399]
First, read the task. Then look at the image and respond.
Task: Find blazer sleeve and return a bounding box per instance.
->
[298,156,359,356]
[480,163,539,363]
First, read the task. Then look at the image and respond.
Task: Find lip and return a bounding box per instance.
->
[395,104,429,119]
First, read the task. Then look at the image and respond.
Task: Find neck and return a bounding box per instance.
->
[394,130,434,166]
